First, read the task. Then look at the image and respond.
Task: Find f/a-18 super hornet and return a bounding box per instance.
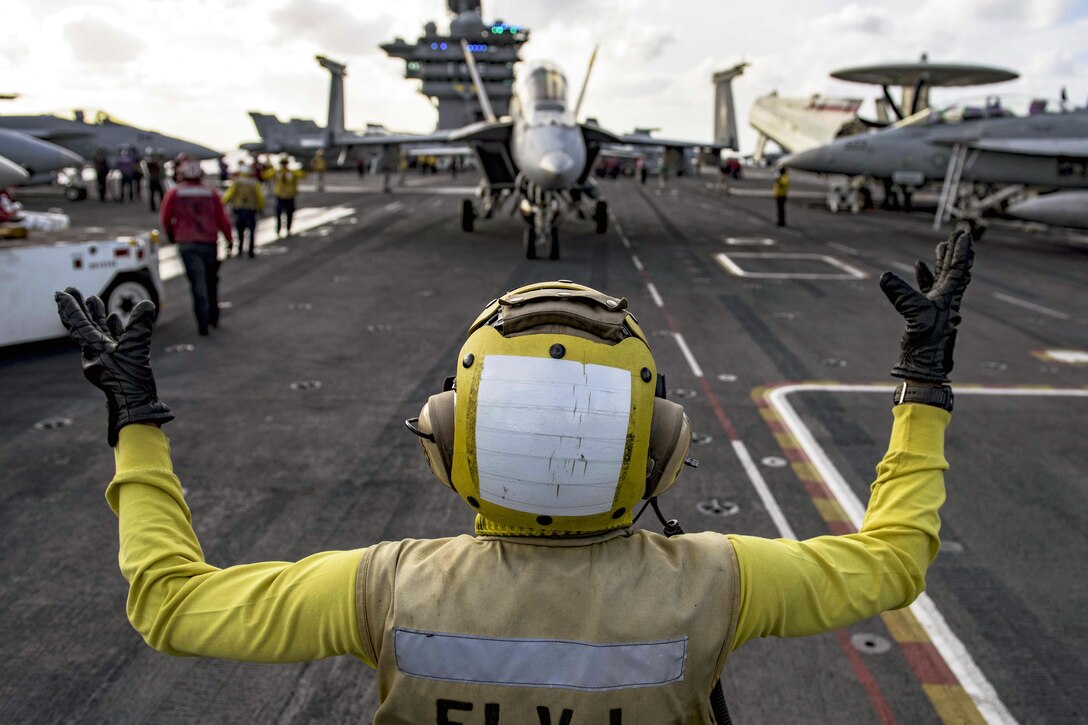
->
[273,48,720,259]
[782,95,1088,229]
[0,110,219,168]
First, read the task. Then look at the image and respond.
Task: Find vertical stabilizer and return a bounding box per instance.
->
[316,55,347,144]
[712,63,748,151]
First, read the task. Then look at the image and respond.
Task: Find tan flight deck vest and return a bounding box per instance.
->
[356,529,739,724]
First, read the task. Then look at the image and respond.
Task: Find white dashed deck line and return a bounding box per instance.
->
[991,292,1070,320]
[731,440,798,540]
[671,332,703,378]
[646,282,664,307]
[766,382,1088,725]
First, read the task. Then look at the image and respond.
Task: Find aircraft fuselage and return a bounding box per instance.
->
[785,111,1088,188]
[508,63,587,191]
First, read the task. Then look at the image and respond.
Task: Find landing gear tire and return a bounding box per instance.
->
[524,227,537,259]
[461,199,475,232]
[64,185,88,202]
[548,226,560,260]
[594,201,608,234]
[102,273,158,328]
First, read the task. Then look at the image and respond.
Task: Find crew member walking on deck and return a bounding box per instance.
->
[311,149,327,192]
[158,157,232,336]
[116,147,137,203]
[773,166,790,227]
[54,229,975,722]
[271,157,304,237]
[221,164,264,258]
[142,148,165,212]
[93,147,110,202]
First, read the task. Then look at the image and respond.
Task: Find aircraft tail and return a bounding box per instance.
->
[316,55,347,143]
[247,112,284,152]
[711,63,748,151]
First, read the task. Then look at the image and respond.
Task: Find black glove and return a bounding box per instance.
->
[879,230,974,383]
[54,287,174,446]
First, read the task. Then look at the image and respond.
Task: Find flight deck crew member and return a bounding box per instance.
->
[92,147,110,202]
[142,147,165,212]
[311,149,327,192]
[773,166,790,227]
[221,164,264,258]
[53,231,973,723]
[270,157,304,237]
[158,157,232,336]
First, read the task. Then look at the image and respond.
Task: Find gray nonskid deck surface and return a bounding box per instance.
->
[1,170,1086,723]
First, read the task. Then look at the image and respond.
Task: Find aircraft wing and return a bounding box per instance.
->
[965,138,1088,158]
[332,130,456,147]
[613,133,724,151]
[448,120,513,143]
[330,121,511,148]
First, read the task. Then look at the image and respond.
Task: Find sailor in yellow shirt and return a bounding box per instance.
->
[773,166,790,227]
[311,149,328,192]
[267,156,305,237]
[220,164,265,258]
[54,231,973,724]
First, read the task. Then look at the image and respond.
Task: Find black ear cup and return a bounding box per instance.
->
[644,398,692,498]
[416,391,457,489]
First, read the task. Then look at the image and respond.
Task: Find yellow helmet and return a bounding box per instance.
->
[408,281,693,537]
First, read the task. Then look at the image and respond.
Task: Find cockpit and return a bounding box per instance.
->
[895,95,1076,128]
[520,62,568,112]
[59,109,129,126]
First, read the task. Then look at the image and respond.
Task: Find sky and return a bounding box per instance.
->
[3,0,1087,155]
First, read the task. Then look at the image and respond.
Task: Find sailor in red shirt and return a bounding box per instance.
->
[159,157,233,336]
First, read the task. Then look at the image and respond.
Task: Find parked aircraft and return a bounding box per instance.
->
[783,97,1088,228]
[0,110,219,166]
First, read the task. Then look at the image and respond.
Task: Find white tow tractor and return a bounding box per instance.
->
[0,230,163,347]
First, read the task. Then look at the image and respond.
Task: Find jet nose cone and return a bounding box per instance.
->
[781,147,824,171]
[0,155,30,187]
[539,150,575,177]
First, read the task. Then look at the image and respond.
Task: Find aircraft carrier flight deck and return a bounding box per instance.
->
[2,168,1086,723]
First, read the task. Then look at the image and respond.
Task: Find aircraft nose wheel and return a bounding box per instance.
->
[461,199,475,232]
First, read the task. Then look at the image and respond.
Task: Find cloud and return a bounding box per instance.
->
[62,14,145,66]
[270,0,394,58]
[816,4,887,35]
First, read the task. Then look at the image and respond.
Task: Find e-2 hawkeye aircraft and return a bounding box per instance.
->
[782,95,1088,230]
[298,50,721,259]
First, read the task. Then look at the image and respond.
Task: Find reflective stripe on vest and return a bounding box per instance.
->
[393,627,687,691]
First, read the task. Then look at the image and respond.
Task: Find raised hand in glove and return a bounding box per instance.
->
[54,287,174,446]
[879,230,974,384]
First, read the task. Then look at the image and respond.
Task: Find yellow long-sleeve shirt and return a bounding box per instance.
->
[105,403,948,711]
[220,177,264,211]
